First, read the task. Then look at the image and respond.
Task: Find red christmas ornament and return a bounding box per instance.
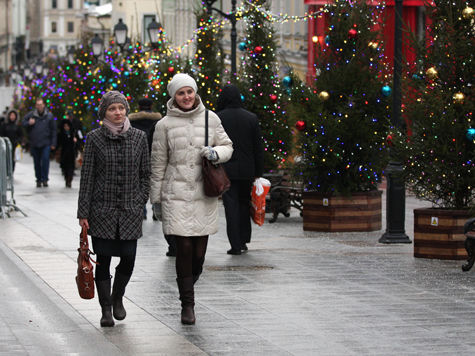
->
[386,134,393,147]
[295,120,306,131]
[348,28,357,39]
[270,94,278,103]
[254,46,263,54]
[168,66,175,73]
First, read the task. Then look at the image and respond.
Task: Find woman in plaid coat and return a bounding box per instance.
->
[150,73,233,325]
[77,91,150,327]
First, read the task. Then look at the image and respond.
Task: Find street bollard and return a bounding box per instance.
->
[0,137,8,218]
[0,137,27,218]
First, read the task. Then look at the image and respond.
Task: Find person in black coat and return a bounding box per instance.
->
[0,109,23,172]
[57,119,78,187]
[217,84,264,255]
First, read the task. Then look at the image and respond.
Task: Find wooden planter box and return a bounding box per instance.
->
[302,190,382,232]
[414,208,472,260]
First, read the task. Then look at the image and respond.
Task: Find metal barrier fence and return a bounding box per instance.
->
[0,136,27,218]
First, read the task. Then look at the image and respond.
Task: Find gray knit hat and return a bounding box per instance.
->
[98,91,130,120]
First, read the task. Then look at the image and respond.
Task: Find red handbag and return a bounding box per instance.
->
[202,110,230,197]
[76,226,96,299]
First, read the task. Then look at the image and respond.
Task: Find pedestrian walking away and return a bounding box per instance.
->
[77,91,151,327]
[0,109,23,172]
[22,97,57,187]
[217,84,264,255]
[56,119,78,187]
[150,73,233,325]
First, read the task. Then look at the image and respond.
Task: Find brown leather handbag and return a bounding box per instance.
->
[76,226,96,299]
[202,110,230,197]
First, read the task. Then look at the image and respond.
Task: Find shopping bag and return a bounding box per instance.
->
[14,144,22,161]
[250,177,271,226]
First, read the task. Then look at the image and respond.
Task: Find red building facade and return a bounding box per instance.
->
[304,0,428,83]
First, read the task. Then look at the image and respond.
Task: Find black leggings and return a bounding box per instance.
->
[174,236,209,278]
[95,254,136,281]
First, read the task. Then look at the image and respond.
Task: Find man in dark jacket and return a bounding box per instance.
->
[217,84,264,255]
[22,98,57,187]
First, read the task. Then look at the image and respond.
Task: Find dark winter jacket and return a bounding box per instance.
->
[0,109,23,148]
[128,110,162,152]
[77,126,151,240]
[22,108,57,148]
[217,84,264,180]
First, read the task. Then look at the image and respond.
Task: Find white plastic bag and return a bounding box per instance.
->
[14,144,22,161]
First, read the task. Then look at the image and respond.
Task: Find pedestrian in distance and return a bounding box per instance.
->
[64,110,84,154]
[56,119,78,188]
[77,91,151,327]
[129,97,162,219]
[217,84,264,255]
[0,109,23,172]
[22,98,57,187]
[150,73,233,325]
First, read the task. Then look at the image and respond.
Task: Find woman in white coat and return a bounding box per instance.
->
[150,73,233,324]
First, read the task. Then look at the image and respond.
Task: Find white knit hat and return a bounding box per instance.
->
[167,73,198,99]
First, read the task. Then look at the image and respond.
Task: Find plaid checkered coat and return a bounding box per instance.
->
[77,126,150,240]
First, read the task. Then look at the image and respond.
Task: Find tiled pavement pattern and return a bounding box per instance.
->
[1,155,474,355]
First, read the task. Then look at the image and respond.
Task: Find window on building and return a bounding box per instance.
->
[67,22,74,33]
[52,0,57,9]
[68,0,74,9]
[52,22,57,33]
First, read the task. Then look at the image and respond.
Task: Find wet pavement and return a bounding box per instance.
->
[1,155,475,355]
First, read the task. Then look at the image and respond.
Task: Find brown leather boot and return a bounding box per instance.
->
[176,277,195,324]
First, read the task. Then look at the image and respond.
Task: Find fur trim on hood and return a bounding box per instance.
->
[6,109,21,124]
[128,111,162,121]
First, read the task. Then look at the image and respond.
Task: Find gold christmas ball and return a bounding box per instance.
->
[368,41,378,50]
[462,6,474,19]
[425,67,438,80]
[453,92,465,104]
[318,91,330,101]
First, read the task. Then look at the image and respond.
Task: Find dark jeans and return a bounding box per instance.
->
[222,180,253,250]
[30,146,51,183]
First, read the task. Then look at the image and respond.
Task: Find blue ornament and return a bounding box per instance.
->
[412,74,421,80]
[282,76,293,88]
[466,128,475,140]
[381,85,392,97]
[324,35,330,45]
[238,42,247,51]
[240,94,245,102]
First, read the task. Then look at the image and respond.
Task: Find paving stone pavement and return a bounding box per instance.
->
[1,155,475,355]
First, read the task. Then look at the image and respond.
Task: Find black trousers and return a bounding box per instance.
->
[222,179,253,250]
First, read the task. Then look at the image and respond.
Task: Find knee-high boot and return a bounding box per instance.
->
[95,279,114,327]
[176,277,195,325]
[192,256,205,285]
[111,272,131,320]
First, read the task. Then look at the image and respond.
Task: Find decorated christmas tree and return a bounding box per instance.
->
[293,0,391,194]
[194,7,224,110]
[399,0,474,209]
[237,0,292,170]
[147,25,193,115]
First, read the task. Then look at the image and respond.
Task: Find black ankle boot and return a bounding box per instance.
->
[95,279,114,327]
[177,277,195,325]
[111,272,131,320]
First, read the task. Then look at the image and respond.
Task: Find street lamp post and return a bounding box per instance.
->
[379,0,411,244]
[204,0,238,75]
[91,34,104,59]
[147,19,162,48]
[114,18,128,50]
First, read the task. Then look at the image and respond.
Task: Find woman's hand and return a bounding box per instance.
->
[79,218,89,230]
[200,146,218,161]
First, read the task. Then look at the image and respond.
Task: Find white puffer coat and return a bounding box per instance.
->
[150,97,233,236]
